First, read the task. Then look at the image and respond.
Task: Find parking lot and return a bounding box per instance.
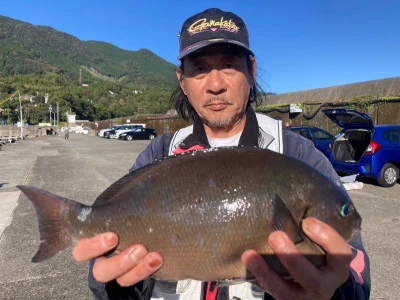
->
[0,133,399,299]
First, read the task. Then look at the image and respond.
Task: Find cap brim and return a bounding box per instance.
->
[178,38,254,60]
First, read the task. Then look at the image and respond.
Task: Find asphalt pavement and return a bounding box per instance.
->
[0,134,399,299]
[0,134,148,299]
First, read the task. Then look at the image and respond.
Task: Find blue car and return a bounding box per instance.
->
[324,109,400,187]
[290,126,333,157]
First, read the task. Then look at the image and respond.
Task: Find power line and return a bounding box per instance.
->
[0,90,19,106]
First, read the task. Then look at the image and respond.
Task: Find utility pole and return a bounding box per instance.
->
[49,105,52,125]
[79,68,82,85]
[18,90,24,140]
[56,102,59,134]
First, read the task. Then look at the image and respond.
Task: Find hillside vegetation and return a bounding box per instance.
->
[0,15,178,124]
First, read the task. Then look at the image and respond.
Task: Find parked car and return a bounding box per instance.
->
[324,108,400,187]
[114,124,145,139]
[103,126,128,139]
[290,126,333,157]
[119,128,157,141]
[76,127,91,134]
[97,125,121,137]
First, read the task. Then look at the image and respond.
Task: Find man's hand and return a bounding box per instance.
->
[242,218,352,300]
[72,233,163,287]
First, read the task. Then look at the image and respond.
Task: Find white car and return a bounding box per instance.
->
[75,127,91,134]
[114,124,146,139]
[97,125,121,137]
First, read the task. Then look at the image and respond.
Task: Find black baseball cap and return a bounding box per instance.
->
[178,8,254,60]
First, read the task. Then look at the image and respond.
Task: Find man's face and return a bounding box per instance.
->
[177,44,255,131]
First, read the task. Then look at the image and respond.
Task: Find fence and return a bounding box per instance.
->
[2,100,399,140]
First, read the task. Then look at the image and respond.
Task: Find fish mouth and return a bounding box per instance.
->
[349,215,362,241]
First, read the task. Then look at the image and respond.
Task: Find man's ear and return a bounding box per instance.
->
[176,67,186,95]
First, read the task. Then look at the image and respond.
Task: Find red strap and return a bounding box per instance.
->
[206,281,218,300]
[172,145,206,155]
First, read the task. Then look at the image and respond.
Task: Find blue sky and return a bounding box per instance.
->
[2,0,400,94]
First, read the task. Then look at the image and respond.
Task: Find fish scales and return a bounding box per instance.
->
[18,147,361,281]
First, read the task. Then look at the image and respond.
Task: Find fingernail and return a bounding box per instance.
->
[148,253,163,269]
[102,233,118,248]
[128,246,145,262]
[269,231,288,251]
[303,218,321,235]
[243,250,262,270]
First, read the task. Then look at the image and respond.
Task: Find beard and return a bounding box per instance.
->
[200,97,246,128]
[200,116,237,128]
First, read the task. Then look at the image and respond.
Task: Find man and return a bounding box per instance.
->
[73,8,370,299]
[64,127,69,141]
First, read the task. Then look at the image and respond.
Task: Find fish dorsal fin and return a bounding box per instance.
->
[93,163,157,206]
[93,155,182,206]
[271,194,304,244]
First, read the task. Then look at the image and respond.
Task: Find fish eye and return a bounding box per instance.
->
[340,204,352,217]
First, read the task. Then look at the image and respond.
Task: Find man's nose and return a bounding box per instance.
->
[205,69,226,94]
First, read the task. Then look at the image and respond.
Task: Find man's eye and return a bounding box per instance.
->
[224,63,234,69]
[194,66,207,72]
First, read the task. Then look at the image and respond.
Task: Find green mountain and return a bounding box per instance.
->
[0,15,177,86]
[0,15,179,124]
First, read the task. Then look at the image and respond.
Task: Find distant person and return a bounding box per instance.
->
[64,128,69,141]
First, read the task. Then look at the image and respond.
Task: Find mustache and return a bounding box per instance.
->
[204,97,233,106]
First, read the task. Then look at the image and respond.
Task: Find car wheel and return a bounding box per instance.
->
[377,163,399,187]
[127,135,133,141]
[149,134,155,140]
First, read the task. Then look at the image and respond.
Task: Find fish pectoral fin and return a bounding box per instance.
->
[271,194,303,244]
[270,194,326,268]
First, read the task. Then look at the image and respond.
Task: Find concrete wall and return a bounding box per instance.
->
[0,125,58,139]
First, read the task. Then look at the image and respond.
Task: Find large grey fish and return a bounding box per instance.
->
[18,147,361,281]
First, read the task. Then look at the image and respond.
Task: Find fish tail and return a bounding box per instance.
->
[17,185,83,262]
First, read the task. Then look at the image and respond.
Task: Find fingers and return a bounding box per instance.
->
[72,233,163,287]
[241,250,292,300]
[243,218,353,299]
[268,231,321,295]
[93,244,162,285]
[72,232,118,262]
[302,218,352,282]
[116,251,163,287]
